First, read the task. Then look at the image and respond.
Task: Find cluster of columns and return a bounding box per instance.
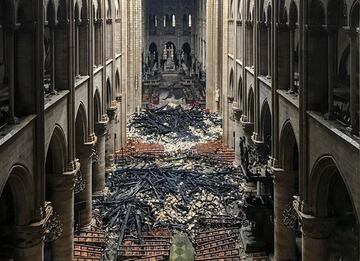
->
[272,169,337,261]
[2,21,38,121]
[106,104,118,175]
[47,166,79,260]
[94,119,108,194]
[77,139,97,229]
[347,30,359,135]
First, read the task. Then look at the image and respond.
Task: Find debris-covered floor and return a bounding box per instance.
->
[87,106,261,261]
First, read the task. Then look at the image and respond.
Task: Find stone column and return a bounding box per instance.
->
[5,27,15,121]
[326,28,336,119]
[267,24,271,77]
[117,95,126,149]
[233,107,242,166]
[106,103,117,174]
[47,166,78,261]
[277,25,290,91]
[349,31,359,135]
[240,115,254,145]
[228,97,235,148]
[289,27,295,92]
[300,213,335,261]
[77,141,95,229]
[273,168,296,261]
[93,120,108,194]
[13,223,44,261]
[50,25,56,94]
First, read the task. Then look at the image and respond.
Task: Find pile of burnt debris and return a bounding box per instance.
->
[128,105,222,152]
[94,153,247,260]
[89,105,275,260]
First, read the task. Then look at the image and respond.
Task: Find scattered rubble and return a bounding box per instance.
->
[128,105,222,152]
[91,102,274,260]
[94,153,246,260]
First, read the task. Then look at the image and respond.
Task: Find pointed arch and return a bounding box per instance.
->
[94,89,101,123]
[327,0,347,26]
[237,77,243,107]
[57,0,67,21]
[74,2,80,21]
[350,1,359,27]
[260,100,271,142]
[46,125,68,175]
[278,0,287,23]
[106,0,111,19]
[81,0,88,20]
[230,0,235,18]
[75,102,88,146]
[310,156,346,216]
[115,70,121,96]
[259,0,265,21]
[309,155,359,260]
[237,0,242,20]
[46,0,56,25]
[149,42,157,53]
[0,163,34,260]
[247,87,255,123]
[309,0,325,25]
[229,69,234,98]
[266,3,272,23]
[106,78,112,107]
[15,1,26,24]
[96,0,102,19]
[289,1,298,27]
[246,0,251,20]
[114,0,120,18]
[279,120,299,170]
[0,0,16,26]
[0,165,34,226]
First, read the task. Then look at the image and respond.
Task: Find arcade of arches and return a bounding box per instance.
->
[0,0,359,261]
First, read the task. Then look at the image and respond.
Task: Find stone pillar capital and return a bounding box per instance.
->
[10,203,53,249]
[299,213,336,239]
[80,19,90,27]
[95,120,108,136]
[345,27,358,39]
[272,167,295,186]
[107,103,118,120]
[12,223,44,248]
[47,165,79,192]
[116,95,122,102]
[77,140,96,157]
[88,132,97,143]
[324,25,339,34]
[251,132,261,143]
[240,118,254,134]
[276,22,290,32]
[258,21,267,29]
[227,96,234,103]
[56,19,70,29]
[232,106,242,121]
[94,18,103,25]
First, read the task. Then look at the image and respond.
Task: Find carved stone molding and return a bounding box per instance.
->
[116,95,122,102]
[95,120,108,137]
[78,139,96,157]
[232,106,242,121]
[107,102,118,120]
[299,213,336,239]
